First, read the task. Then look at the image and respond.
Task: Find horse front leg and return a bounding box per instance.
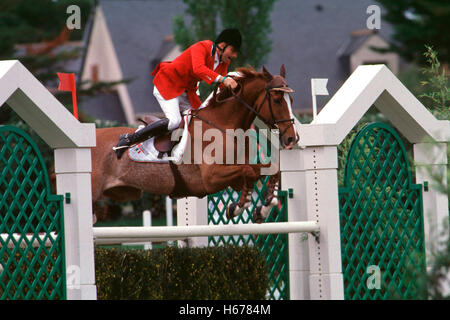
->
[226,184,253,220]
[253,172,280,223]
[201,164,260,221]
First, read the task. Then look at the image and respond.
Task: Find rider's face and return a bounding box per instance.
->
[218,43,238,64]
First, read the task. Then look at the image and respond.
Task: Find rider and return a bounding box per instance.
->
[114,28,241,159]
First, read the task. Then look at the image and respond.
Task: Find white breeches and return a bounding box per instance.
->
[153,86,192,131]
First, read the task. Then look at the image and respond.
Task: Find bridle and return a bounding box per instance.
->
[192,77,296,141]
[230,83,296,138]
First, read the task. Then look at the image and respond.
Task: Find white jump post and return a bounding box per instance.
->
[414,143,449,279]
[0,60,97,300]
[414,142,450,299]
[55,148,97,299]
[281,146,344,300]
[281,76,344,300]
[177,197,208,247]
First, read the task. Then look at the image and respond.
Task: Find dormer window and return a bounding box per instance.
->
[337,29,399,75]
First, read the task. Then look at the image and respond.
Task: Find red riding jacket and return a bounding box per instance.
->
[152,40,230,109]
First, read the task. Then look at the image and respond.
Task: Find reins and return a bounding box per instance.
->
[190,77,295,139]
[190,111,228,134]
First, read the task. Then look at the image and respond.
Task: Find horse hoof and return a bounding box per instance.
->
[253,206,264,224]
[226,202,238,220]
[265,196,278,207]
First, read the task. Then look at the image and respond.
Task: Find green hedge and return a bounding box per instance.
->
[95,246,269,300]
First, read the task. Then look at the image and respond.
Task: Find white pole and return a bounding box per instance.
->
[310,78,329,123]
[281,149,311,299]
[176,197,208,247]
[166,197,173,246]
[93,221,319,245]
[166,197,173,227]
[143,210,152,250]
[311,79,318,122]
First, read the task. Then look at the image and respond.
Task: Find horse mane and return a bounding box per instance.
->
[205,67,264,108]
[234,66,263,81]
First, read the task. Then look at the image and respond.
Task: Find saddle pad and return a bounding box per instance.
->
[128,111,191,163]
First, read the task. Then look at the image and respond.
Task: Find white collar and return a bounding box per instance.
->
[213,51,220,70]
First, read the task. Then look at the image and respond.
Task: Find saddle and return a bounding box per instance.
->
[139,115,185,158]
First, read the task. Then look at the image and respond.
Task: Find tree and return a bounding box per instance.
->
[375,0,450,65]
[0,0,94,167]
[419,46,449,119]
[0,0,130,123]
[0,0,93,93]
[173,0,276,70]
[173,0,219,51]
[173,0,276,99]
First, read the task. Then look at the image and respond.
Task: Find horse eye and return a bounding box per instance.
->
[273,98,282,104]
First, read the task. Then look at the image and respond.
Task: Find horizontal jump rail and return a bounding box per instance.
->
[93,221,319,245]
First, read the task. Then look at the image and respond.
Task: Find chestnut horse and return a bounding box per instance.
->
[91,65,298,222]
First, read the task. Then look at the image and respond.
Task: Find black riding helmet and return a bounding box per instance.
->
[215,28,242,52]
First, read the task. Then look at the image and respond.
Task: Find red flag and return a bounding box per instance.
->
[57,73,75,91]
[57,72,78,119]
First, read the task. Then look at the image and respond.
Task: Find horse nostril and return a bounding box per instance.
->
[285,137,294,146]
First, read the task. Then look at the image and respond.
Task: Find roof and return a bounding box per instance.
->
[14,41,85,88]
[267,0,393,111]
[81,91,127,124]
[96,0,394,116]
[151,35,178,71]
[337,29,381,58]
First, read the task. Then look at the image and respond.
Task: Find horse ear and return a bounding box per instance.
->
[280,64,286,78]
[262,65,273,81]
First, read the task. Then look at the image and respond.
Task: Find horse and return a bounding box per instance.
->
[90,65,298,223]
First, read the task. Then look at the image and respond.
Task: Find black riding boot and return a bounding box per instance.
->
[114,118,170,159]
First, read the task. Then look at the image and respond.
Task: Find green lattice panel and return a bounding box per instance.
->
[208,176,289,300]
[338,123,426,300]
[0,126,66,300]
